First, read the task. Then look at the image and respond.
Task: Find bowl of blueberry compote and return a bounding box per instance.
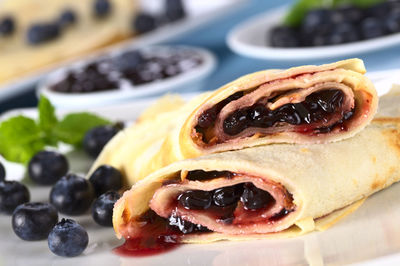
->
[38,45,216,108]
[227,0,400,60]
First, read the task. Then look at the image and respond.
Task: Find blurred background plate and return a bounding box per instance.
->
[37,45,216,109]
[0,0,246,103]
[227,5,400,61]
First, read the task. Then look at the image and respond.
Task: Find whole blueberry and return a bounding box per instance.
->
[133,13,158,34]
[113,50,144,72]
[386,12,400,33]
[12,202,58,241]
[91,191,120,226]
[48,218,88,257]
[26,23,60,45]
[83,125,120,158]
[326,22,360,45]
[50,173,95,215]
[0,181,30,214]
[89,165,122,196]
[302,9,334,34]
[269,25,300,47]
[165,0,186,22]
[28,151,69,185]
[94,0,112,18]
[0,161,5,182]
[241,183,275,210]
[361,17,387,39]
[59,9,77,27]
[0,16,15,36]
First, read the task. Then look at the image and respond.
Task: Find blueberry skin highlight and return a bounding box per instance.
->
[89,165,122,196]
[28,151,69,185]
[48,218,88,257]
[0,181,30,214]
[12,202,58,241]
[50,173,95,215]
[83,125,120,158]
[91,191,120,226]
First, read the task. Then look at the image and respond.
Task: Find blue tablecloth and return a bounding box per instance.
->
[2,0,400,113]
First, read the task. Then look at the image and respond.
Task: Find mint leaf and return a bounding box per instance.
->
[38,95,58,146]
[54,113,111,146]
[0,116,46,163]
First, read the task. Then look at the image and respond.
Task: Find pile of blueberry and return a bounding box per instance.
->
[0,0,186,44]
[50,48,203,93]
[0,124,124,257]
[270,0,400,47]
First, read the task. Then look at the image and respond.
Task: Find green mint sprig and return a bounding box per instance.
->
[0,95,111,164]
[284,0,386,27]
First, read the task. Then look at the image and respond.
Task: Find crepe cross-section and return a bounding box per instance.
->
[90,58,378,185]
[113,117,400,242]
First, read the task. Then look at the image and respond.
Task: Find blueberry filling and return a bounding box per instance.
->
[196,89,354,141]
[168,215,210,234]
[186,170,234,181]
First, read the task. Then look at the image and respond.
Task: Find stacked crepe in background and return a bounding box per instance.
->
[88,58,400,241]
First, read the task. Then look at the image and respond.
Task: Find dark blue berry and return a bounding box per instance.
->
[83,125,120,158]
[326,22,360,45]
[26,23,60,45]
[28,151,69,185]
[48,218,88,257]
[0,16,15,36]
[94,0,112,18]
[0,181,30,214]
[168,215,209,234]
[12,202,58,241]
[269,26,300,47]
[59,9,77,28]
[91,191,120,226]
[165,0,186,22]
[50,173,94,215]
[361,17,387,39]
[302,9,334,34]
[113,50,144,72]
[89,165,122,196]
[133,13,158,34]
[178,190,212,210]
[241,183,275,210]
[0,161,5,182]
[386,12,400,33]
[212,185,243,207]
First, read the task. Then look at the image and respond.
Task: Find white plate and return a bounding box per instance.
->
[0,72,399,266]
[0,0,246,103]
[37,46,216,109]
[227,5,400,61]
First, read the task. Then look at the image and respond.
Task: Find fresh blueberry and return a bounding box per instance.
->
[361,17,387,39]
[366,2,391,18]
[165,0,186,22]
[113,50,144,72]
[83,125,120,158]
[0,181,30,214]
[0,161,5,182]
[269,25,300,47]
[386,12,400,33]
[12,202,58,241]
[48,218,88,257]
[91,191,120,226]
[50,173,95,215]
[0,16,15,36]
[335,6,364,24]
[89,165,122,196]
[26,23,60,45]
[28,151,69,185]
[94,0,112,18]
[133,13,158,34]
[59,9,77,28]
[326,22,360,45]
[302,9,334,34]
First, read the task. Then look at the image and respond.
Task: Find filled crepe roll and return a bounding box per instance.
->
[180,58,377,158]
[113,117,400,242]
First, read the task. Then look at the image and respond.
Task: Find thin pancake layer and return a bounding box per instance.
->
[113,118,400,242]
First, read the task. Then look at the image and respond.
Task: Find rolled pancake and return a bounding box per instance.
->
[113,117,400,242]
[91,59,377,186]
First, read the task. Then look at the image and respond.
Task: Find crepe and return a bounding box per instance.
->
[0,0,138,86]
[113,117,400,242]
[91,59,378,185]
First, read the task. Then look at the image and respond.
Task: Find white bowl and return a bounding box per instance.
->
[227,5,400,61]
[38,45,216,108]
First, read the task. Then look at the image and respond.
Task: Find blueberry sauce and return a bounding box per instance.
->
[186,170,234,181]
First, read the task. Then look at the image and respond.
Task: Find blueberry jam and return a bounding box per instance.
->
[196,89,354,140]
